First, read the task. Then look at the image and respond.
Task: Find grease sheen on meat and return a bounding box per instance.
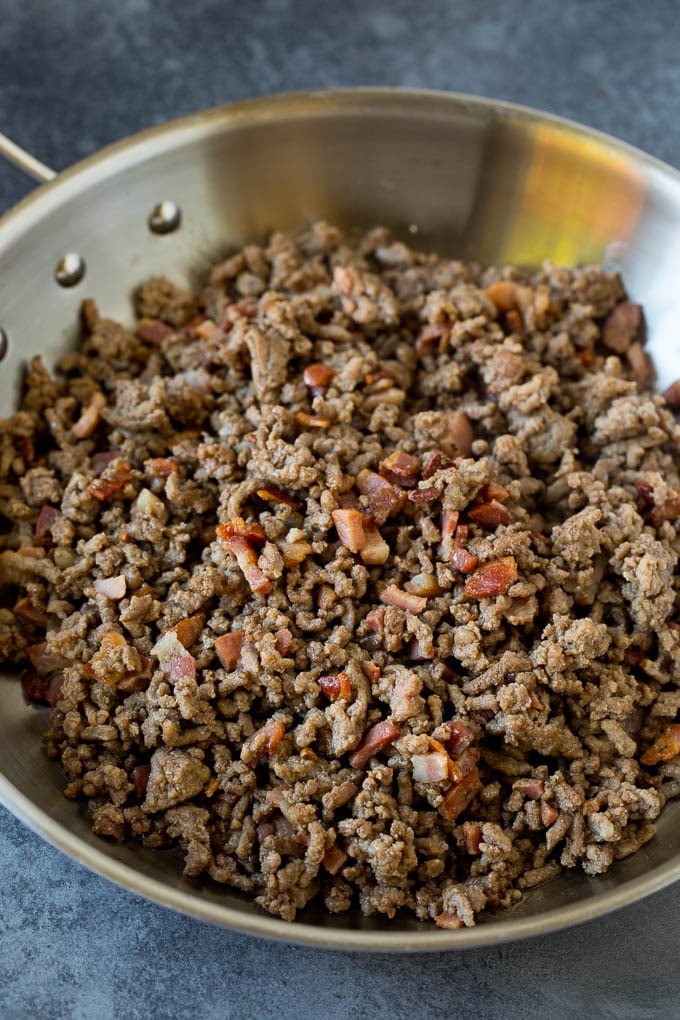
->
[1,222,680,929]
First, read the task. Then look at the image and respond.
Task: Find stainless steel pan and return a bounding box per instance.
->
[1,89,680,950]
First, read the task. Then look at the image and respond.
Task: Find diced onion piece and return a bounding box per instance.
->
[94,575,127,600]
[71,392,106,438]
[280,540,313,567]
[151,630,187,664]
[404,572,440,597]
[132,487,168,523]
[360,524,390,565]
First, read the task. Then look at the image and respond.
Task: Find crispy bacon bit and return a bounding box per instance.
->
[214,631,245,670]
[601,301,643,354]
[627,341,653,386]
[515,778,545,801]
[14,435,34,465]
[482,481,510,502]
[131,764,151,799]
[26,642,68,675]
[379,450,420,487]
[485,280,520,312]
[91,451,117,475]
[439,768,480,822]
[451,546,479,573]
[435,911,464,930]
[322,843,349,875]
[46,673,65,706]
[72,392,106,439]
[462,821,483,855]
[356,469,406,525]
[408,485,439,504]
[448,410,474,456]
[541,800,559,827]
[216,519,266,545]
[439,508,462,561]
[447,721,475,756]
[360,522,390,565]
[274,628,293,655]
[22,668,63,707]
[464,557,518,598]
[380,584,427,615]
[166,615,204,650]
[408,638,431,662]
[416,322,448,357]
[217,520,272,595]
[144,457,179,477]
[468,500,515,528]
[623,646,645,667]
[137,317,174,345]
[221,298,258,325]
[363,661,381,682]
[319,673,352,702]
[242,719,286,765]
[662,379,680,410]
[412,751,449,783]
[303,363,334,392]
[422,450,454,479]
[349,720,400,769]
[167,653,197,685]
[455,747,480,778]
[296,411,331,429]
[34,505,60,544]
[641,724,680,766]
[332,508,366,554]
[88,460,132,501]
[14,597,49,628]
[365,607,385,634]
[21,670,50,705]
[256,822,275,843]
[256,486,303,510]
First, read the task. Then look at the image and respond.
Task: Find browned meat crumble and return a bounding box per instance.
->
[1,221,680,929]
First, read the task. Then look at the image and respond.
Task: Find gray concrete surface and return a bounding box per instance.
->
[1,1,679,1017]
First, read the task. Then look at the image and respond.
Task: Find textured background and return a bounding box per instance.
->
[1,1,679,1017]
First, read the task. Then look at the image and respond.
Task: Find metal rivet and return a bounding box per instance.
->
[0,327,7,362]
[148,200,181,234]
[55,253,86,287]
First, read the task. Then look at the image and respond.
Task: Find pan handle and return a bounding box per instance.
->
[0,131,57,184]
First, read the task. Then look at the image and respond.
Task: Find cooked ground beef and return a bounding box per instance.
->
[1,222,680,929]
